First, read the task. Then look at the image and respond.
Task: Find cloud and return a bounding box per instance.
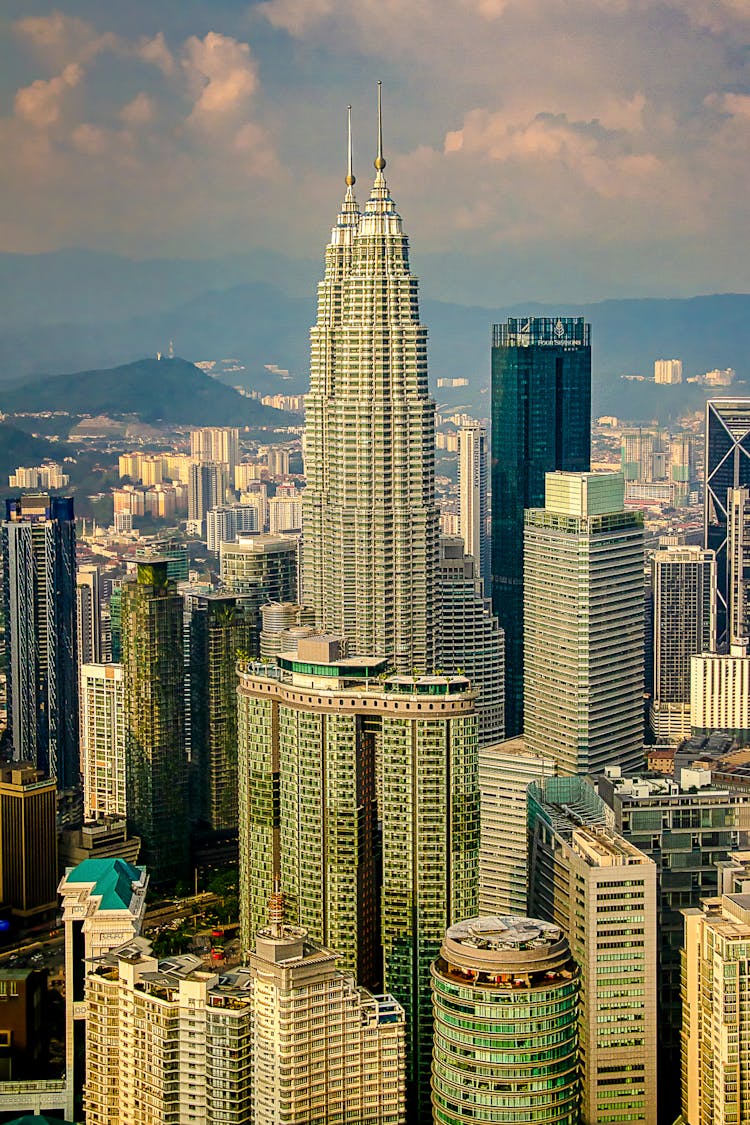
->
[14,11,119,64]
[14,63,82,129]
[182,32,258,124]
[119,93,155,126]
[135,32,176,77]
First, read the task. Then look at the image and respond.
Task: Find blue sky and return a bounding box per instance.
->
[0,1,749,304]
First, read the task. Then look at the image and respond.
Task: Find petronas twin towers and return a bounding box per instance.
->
[302,88,439,671]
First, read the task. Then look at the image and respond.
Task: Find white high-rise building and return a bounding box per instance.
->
[188,460,229,535]
[727,486,750,647]
[84,944,253,1125]
[691,646,750,738]
[524,471,644,775]
[478,736,556,916]
[77,564,101,666]
[206,503,260,552]
[82,891,406,1125]
[190,426,240,472]
[682,892,750,1125]
[458,424,489,589]
[268,491,302,534]
[80,663,126,819]
[302,94,439,672]
[248,892,406,1125]
[654,358,683,384]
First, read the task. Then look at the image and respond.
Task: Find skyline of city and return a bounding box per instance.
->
[1,58,750,1125]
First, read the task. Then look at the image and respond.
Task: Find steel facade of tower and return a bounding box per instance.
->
[491,317,591,737]
[2,494,79,790]
[302,114,439,672]
[704,399,750,640]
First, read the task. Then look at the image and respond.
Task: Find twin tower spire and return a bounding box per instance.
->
[344,81,387,200]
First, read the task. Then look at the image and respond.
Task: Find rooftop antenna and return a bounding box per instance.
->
[374,80,386,177]
[346,104,355,189]
[269,874,284,938]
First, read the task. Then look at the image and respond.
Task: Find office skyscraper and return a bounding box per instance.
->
[704,399,750,640]
[524,472,644,775]
[121,560,188,885]
[187,460,228,535]
[302,94,439,672]
[458,424,489,589]
[528,775,658,1125]
[651,547,716,742]
[478,736,557,916]
[0,764,58,927]
[219,533,298,653]
[76,565,101,666]
[598,765,750,1122]
[185,592,254,832]
[437,537,504,745]
[2,494,79,790]
[81,663,126,820]
[491,317,591,736]
[727,485,750,646]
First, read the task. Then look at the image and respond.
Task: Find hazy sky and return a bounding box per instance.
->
[1,1,749,304]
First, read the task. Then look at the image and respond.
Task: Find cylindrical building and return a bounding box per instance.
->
[431,915,580,1125]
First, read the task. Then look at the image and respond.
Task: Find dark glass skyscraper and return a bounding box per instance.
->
[491,317,591,736]
[122,559,188,885]
[704,399,750,642]
[2,494,79,790]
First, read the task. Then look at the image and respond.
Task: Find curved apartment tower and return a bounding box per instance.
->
[302,92,439,672]
[431,915,580,1125]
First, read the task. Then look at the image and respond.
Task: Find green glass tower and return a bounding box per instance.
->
[122,559,188,885]
[237,638,479,1120]
[185,592,255,833]
[431,915,580,1125]
[491,317,591,736]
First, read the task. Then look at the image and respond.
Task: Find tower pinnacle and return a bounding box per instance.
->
[345,105,355,188]
[374,80,386,176]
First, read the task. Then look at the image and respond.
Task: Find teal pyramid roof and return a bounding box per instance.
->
[65,857,144,910]
[6,1118,76,1125]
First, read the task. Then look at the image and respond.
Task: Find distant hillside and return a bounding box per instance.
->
[0,422,70,483]
[0,251,749,426]
[0,358,291,428]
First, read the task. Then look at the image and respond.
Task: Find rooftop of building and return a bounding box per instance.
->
[529,775,610,835]
[691,893,750,939]
[446,916,563,954]
[245,653,473,697]
[438,915,577,990]
[571,826,653,867]
[61,857,146,910]
[601,765,732,800]
[224,533,298,553]
[92,944,255,1007]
